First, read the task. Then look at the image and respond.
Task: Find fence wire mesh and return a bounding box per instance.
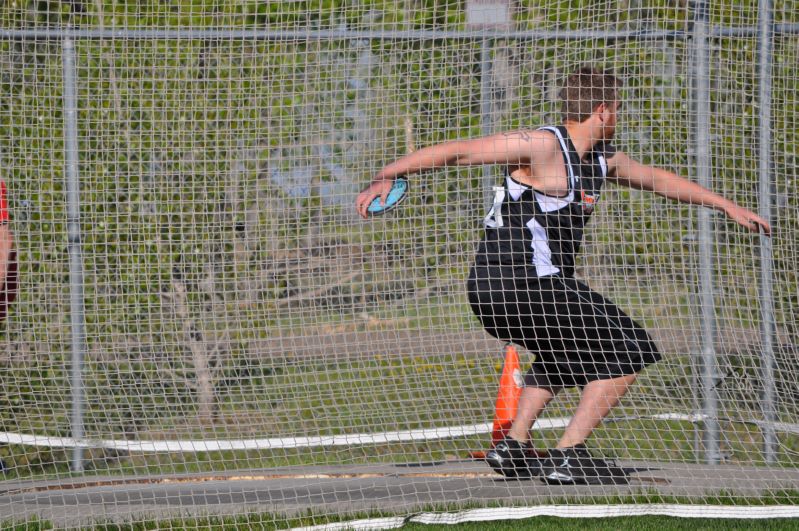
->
[0,0,797,528]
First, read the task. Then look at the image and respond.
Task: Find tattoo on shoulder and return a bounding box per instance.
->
[501,130,533,142]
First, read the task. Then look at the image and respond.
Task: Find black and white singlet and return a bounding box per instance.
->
[473,125,613,278]
[467,125,661,387]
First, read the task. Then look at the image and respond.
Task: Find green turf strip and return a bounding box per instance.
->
[6,515,799,531]
[402,517,799,530]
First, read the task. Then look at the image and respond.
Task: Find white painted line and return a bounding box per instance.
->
[291,504,799,530]
[0,423,496,452]
[0,413,795,452]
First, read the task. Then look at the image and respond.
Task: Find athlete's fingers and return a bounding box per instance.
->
[739,218,759,234]
[356,188,372,218]
[742,214,770,235]
[727,206,771,236]
[356,181,389,219]
[355,193,363,218]
[754,217,772,236]
[358,195,375,218]
[356,190,372,219]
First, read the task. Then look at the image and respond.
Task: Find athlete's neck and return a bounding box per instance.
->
[563,121,605,159]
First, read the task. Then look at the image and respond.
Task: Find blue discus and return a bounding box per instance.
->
[367,178,409,215]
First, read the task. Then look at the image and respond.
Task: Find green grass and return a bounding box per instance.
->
[2,344,798,480]
[7,494,799,531]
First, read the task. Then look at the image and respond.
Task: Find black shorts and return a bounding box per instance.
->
[467,265,661,388]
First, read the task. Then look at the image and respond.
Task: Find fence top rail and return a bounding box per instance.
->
[0,24,797,42]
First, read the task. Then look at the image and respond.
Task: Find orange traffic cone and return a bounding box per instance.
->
[491,343,523,446]
[469,343,523,460]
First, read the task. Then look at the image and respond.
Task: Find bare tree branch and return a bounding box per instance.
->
[276,270,363,308]
[169,280,217,424]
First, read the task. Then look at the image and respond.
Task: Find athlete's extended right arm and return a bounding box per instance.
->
[356,130,553,218]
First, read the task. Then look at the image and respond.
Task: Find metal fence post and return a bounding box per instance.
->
[757,0,777,464]
[480,37,495,209]
[692,0,721,465]
[467,0,510,208]
[62,36,87,473]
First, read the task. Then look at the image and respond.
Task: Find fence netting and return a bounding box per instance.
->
[0,0,797,528]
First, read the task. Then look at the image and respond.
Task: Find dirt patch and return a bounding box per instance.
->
[253,327,502,364]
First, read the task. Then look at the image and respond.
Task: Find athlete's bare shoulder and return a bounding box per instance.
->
[499,128,551,142]
[497,129,560,160]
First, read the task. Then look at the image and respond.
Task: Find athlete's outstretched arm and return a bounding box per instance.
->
[355,130,558,219]
[607,151,771,235]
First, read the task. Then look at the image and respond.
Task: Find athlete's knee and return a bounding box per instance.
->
[582,372,637,393]
[522,384,561,397]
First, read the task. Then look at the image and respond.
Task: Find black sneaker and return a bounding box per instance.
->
[541,444,628,485]
[485,437,541,479]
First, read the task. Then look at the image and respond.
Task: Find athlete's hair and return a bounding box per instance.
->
[559,66,622,123]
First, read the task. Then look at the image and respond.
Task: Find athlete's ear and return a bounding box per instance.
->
[594,102,608,122]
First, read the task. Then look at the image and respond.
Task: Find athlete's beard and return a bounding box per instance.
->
[591,126,615,147]
[601,124,616,141]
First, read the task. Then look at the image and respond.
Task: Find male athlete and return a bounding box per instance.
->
[356,66,770,485]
